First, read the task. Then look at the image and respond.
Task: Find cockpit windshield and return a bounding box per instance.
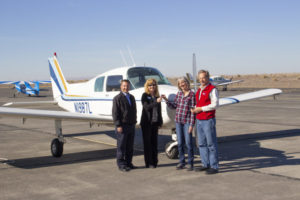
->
[127,67,171,89]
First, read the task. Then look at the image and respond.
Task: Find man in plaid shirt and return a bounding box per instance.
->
[162,77,195,171]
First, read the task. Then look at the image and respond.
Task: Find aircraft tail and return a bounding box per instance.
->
[33,81,40,91]
[48,55,69,99]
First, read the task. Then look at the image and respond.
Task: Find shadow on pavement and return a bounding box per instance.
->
[218,129,300,173]
[7,129,300,171]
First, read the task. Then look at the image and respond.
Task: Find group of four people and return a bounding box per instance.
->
[112,70,219,174]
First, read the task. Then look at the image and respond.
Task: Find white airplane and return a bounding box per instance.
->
[0,53,282,158]
[186,73,243,91]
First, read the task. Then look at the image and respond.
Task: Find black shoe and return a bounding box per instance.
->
[176,163,186,170]
[128,164,138,169]
[205,168,218,175]
[119,166,130,172]
[186,164,194,171]
[194,166,209,172]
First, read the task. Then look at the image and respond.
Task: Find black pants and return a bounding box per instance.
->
[116,124,135,168]
[141,124,158,167]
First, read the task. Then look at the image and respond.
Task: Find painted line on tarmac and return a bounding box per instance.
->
[72,136,144,152]
[72,136,117,147]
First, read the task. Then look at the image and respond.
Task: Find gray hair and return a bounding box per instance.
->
[177,76,190,91]
[198,70,210,79]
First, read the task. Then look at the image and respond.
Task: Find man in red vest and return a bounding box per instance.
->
[191,70,219,174]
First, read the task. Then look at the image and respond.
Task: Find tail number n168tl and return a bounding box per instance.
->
[74,102,92,114]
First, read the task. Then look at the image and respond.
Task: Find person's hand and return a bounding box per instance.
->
[188,126,193,134]
[157,97,162,103]
[117,127,123,134]
[191,107,202,114]
[190,108,195,113]
[161,94,168,101]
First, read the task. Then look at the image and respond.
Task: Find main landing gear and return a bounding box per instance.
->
[50,120,65,157]
[51,138,64,157]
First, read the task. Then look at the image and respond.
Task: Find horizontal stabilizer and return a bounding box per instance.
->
[216,80,243,86]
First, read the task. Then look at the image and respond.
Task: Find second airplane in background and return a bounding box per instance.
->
[186,73,243,91]
[0,80,50,97]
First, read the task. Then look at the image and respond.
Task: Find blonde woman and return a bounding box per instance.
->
[162,77,195,171]
[140,79,163,168]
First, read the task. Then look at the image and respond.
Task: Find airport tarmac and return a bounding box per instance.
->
[0,87,300,200]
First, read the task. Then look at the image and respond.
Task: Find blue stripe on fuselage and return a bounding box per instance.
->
[61,95,141,102]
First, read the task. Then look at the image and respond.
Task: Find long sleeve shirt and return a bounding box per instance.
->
[166,90,196,126]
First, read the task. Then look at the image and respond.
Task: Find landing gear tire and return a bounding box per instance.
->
[51,138,64,157]
[165,141,179,159]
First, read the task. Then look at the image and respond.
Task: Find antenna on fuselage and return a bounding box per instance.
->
[193,53,197,91]
[127,46,136,66]
[120,50,129,66]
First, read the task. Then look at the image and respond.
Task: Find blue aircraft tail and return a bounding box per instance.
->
[32,81,40,91]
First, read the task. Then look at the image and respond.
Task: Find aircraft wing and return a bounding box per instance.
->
[29,80,51,84]
[216,80,243,86]
[0,107,112,124]
[219,88,282,106]
[0,81,19,85]
[2,101,58,107]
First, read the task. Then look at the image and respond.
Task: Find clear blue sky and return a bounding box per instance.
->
[0,0,299,80]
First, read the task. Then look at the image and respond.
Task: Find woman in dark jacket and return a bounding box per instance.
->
[140,79,163,168]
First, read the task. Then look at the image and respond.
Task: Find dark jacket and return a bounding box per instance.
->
[140,92,163,127]
[112,92,137,127]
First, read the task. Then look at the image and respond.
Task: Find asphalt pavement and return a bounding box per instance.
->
[0,87,300,200]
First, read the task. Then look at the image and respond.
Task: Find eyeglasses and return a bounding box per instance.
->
[148,84,157,87]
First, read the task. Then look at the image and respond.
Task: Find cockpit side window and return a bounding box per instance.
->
[106,75,123,92]
[94,76,105,92]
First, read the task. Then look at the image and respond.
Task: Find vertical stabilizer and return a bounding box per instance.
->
[48,55,69,100]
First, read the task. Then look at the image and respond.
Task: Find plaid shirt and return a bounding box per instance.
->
[166,90,196,126]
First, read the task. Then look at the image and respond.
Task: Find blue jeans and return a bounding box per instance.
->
[175,123,194,166]
[196,118,219,169]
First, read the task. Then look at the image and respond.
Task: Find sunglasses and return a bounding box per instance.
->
[148,84,157,87]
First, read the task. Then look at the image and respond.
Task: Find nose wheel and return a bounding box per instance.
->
[51,138,64,157]
[165,128,179,159]
[165,141,178,159]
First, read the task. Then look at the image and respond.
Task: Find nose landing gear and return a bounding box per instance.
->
[165,128,178,159]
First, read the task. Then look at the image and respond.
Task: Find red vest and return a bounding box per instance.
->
[195,83,216,120]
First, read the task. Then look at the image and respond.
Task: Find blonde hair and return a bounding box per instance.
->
[144,79,160,97]
[177,77,190,91]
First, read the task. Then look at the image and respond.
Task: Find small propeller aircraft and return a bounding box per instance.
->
[0,80,51,97]
[0,53,282,158]
[186,73,243,91]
